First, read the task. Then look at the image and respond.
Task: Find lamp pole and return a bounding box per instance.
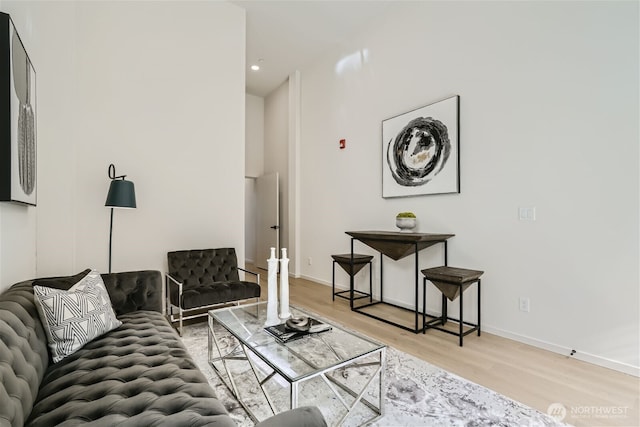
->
[108,207,114,273]
[105,163,136,274]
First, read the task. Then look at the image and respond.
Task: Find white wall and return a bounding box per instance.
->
[264,80,289,258]
[0,1,77,290]
[0,4,38,290]
[0,1,246,293]
[262,75,302,273]
[299,1,639,372]
[72,1,246,275]
[0,203,36,289]
[245,93,265,263]
[246,94,264,179]
[287,71,301,276]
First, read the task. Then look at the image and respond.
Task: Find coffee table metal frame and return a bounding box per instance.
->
[207,302,386,426]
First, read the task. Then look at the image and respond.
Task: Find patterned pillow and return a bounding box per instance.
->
[33,269,122,363]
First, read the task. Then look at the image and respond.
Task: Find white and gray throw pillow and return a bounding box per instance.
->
[34,269,122,363]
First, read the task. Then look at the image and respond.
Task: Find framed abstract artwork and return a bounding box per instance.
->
[382,95,459,198]
[0,12,37,206]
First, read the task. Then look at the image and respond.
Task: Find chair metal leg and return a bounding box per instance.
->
[179,306,183,337]
[165,278,171,319]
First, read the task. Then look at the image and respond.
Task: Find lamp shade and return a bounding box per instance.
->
[105,179,136,208]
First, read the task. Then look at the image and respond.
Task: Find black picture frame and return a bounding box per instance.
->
[0,12,37,206]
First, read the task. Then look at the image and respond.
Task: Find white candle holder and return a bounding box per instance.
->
[265,247,280,326]
[279,248,291,319]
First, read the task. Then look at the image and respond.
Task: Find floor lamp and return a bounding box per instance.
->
[105,164,136,273]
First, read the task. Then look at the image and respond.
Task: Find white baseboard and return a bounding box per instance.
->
[305,274,639,377]
[300,274,331,286]
[482,325,640,377]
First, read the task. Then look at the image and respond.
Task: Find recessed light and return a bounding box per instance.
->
[251,65,260,71]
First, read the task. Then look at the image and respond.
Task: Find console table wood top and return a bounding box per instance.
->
[346,231,455,261]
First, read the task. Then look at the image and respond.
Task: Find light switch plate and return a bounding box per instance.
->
[519,206,536,221]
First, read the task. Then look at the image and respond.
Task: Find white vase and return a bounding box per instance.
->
[396,217,417,232]
[279,248,291,319]
[265,247,280,326]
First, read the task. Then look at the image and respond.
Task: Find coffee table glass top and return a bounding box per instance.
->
[209,302,385,382]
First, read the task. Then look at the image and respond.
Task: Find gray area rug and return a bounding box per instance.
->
[180,322,563,427]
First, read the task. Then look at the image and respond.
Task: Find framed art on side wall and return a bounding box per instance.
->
[382,95,459,198]
[0,12,37,206]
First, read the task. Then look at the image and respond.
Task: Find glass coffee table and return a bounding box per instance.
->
[208,302,386,426]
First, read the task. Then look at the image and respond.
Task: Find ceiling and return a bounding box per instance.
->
[230,1,399,97]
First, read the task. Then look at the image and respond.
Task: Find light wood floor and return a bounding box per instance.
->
[251,267,639,427]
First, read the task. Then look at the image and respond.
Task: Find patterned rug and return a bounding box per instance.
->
[180,322,563,427]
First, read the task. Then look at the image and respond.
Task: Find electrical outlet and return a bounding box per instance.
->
[519,297,530,312]
[307,257,312,266]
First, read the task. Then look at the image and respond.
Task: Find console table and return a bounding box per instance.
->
[346,231,454,333]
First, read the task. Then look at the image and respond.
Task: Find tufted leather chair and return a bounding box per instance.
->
[166,248,261,335]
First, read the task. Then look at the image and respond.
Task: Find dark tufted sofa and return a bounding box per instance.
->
[0,270,326,427]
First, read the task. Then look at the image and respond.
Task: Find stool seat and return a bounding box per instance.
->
[422,266,484,301]
[422,266,484,283]
[332,254,374,276]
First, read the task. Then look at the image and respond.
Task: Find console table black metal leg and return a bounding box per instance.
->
[442,294,448,324]
[459,285,464,347]
[332,261,336,301]
[443,241,449,325]
[414,241,419,333]
[478,279,481,336]
[444,240,448,266]
[422,277,427,333]
[369,261,373,302]
[349,238,354,309]
[380,253,384,303]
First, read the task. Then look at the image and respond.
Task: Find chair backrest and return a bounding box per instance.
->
[167,248,240,288]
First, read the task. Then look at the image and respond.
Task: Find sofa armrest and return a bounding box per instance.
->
[255,406,327,427]
[101,270,163,316]
[238,267,260,284]
[165,273,183,308]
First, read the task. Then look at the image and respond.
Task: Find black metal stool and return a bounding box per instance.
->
[332,254,373,308]
[422,266,483,346]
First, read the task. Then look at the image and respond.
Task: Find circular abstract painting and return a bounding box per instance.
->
[386,116,451,187]
[382,95,459,198]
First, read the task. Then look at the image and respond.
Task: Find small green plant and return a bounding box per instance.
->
[396,212,416,218]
